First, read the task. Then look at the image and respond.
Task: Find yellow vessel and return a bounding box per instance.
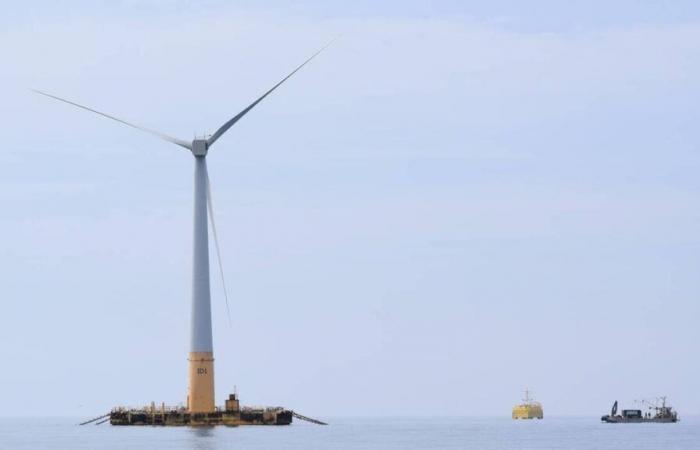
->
[512,389,543,419]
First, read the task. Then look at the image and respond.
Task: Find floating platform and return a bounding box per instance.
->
[100,393,326,427]
[110,407,292,426]
[512,389,544,420]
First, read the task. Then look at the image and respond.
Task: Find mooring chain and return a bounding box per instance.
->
[292,411,328,425]
[79,413,110,426]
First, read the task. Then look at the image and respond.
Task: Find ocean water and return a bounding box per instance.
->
[1,416,698,449]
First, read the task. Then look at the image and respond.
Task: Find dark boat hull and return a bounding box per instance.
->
[601,416,677,423]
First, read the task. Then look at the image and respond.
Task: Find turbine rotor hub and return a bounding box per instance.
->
[192,139,208,156]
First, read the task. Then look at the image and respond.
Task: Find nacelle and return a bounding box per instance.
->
[192,139,208,156]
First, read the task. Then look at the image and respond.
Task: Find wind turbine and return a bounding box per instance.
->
[34,43,330,413]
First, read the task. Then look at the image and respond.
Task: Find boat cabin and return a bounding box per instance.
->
[621,409,642,419]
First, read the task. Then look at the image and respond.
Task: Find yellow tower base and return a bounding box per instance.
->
[187,352,215,413]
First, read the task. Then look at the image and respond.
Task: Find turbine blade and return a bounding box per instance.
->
[205,171,232,327]
[206,39,335,147]
[31,89,192,150]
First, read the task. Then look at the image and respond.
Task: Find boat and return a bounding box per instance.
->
[601,397,678,423]
[512,389,543,419]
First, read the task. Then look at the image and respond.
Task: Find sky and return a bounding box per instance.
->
[1,1,699,418]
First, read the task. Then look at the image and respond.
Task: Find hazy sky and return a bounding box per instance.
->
[1,1,699,418]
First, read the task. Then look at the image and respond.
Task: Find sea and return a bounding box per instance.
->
[1,416,698,449]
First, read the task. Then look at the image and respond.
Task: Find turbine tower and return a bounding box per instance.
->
[34,43,329,413]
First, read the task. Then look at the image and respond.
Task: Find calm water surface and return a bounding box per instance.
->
[1,416,698,449]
